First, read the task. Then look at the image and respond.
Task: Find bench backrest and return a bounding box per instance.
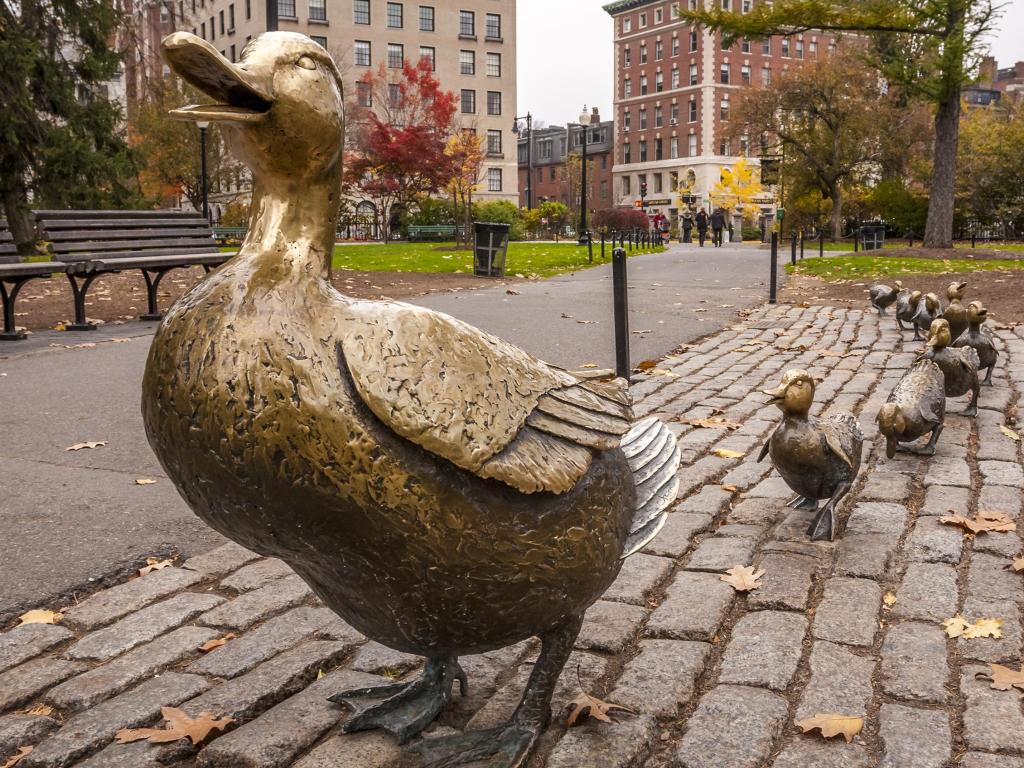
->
[0,220,18,264]
[35,210,220,264]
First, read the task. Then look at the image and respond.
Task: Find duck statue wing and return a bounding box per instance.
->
[340,301,636,495]
[819,412,863,471]
[956,345,981,373]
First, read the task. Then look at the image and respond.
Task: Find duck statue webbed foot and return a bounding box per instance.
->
[330,656,467,743]
[786,494,819,511]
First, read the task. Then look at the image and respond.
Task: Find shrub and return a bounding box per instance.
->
[592,208,650,233]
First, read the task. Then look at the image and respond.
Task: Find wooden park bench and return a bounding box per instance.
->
[408,224,465,241]
[212,225,247,245]
[1,219,67,341]
[35,210,233,331]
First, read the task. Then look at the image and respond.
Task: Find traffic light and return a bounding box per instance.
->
[640,181,648,198]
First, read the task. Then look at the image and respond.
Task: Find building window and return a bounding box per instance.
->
[796,39,804,58]
[623,110,631,130]
[624,47,631,66]
[809,39,818,55]
[387,2,403,28]
[740,134,749,155]
[487,90,501,115]
[639,108,647,129]
[309,0,326,21]
[310,35,326,47]
[230,43,237,60]
[245,0,251,19]
[741,64,750,83]
[742,0,752,10]
[720,99,729,120]
[640,44,647,64]
[639,140,648,162]
[741,37,751,53]
[357,81,372,107]
[655,139,663,162]
[689,63,698,85]
[419,45,436,70]
[354,40,371,66]
[688,133,697,156]
[486,13,501,39]
[672,36,679,56]
[781,37,790,57]
[487,130,502,155]
[229,3,236,29]
[655,72,664,92]
[655,40,663,59]
[639,11,647,27]
[460,50,475,75]
[600,179,609,199]
[209,15,214,38]
[762,66,771,84]
[354,0,369,24]
[461,89,476,113]
[655,7,663,23]
[387,43,404,68]
[720,138,730,155]
[655,105,663,127]
[721,35,731,51]
[720,63,730,83]
[277,0,294,19]
[688,98,697,122]
[459,10,475,37]
[487,168,502,192]
[672,68,680,88]
[487,53,501,77]
[622,16,632,33]
[721,0,730,8]
[622,176,631,196]
[200,21,205,38]
[624,142,631,164]
[640,74,648,94]
[419,5,434,31]
[670,137,679,158]
[624,78,632,97]
[671,102,679,123]
[762,37,771,54]
[689,30,698,52]
[388,84,401,103]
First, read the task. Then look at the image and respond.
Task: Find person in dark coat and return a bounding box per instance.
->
[710,207,727,247]
[680,210,694,243]
[695,208,709,247]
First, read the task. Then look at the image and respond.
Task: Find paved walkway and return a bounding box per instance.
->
[3,303,1022,768]
[0,242,776,623]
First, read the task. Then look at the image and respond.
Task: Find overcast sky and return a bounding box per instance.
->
[516,0,1024,127]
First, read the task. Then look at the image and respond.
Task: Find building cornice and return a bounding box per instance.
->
[603,0,661,16]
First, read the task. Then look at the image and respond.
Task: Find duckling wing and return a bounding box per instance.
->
[956,346,980,373]
[820,412,863,471]
[340,301,634,494]
[619,418,681,557]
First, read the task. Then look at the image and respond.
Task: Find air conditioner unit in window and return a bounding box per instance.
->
[670,119,677,125]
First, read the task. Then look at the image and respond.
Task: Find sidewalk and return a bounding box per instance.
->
[3,302,1022,767]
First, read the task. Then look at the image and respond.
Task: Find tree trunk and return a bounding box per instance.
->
[830,185,843,241]
[923,92,960,248]
[2,181,37,256]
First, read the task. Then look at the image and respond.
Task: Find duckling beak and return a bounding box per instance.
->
[925,331,939,347]
[162,32,272,123]
[762,385,787,406]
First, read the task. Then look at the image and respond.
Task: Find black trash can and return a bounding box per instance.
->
[473,221,511,277]
[859,223,885,251]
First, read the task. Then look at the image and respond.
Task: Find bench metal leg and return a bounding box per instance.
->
[65,272,100,331]
[140,267,174,321]
[1,278,31,340]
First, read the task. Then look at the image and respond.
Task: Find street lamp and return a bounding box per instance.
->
[574,106,600,245]
[196,120,210,222]
[512,112,533,209]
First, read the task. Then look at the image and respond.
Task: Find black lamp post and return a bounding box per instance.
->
[575,106,599,245]
[512,112,533,209]
[197,120,210,222]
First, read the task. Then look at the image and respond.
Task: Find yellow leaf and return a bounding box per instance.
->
[943,615,971,638]
[720,484,740,493]
[316,669,325,680]
[720,565,765,592]
[1008,556,1024,573]
[1000,425,1021,442]
[578,363,598,369]
[883,592,897,607]
[23,704,55,717]
[65,441,107,451]
[135,478,158,486]
[963,618,1003,640]
[17,609,62,626]
[713,448,745,459]
[1,746,32,768]
[795,713,864,743]
[138,557,175,576]
[688,417,743,431]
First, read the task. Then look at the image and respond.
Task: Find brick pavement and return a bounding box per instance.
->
[2,303,1023,767]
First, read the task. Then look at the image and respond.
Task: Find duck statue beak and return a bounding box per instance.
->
[925,332,938,347]
[762,385,786,406]
[162,32,273,123]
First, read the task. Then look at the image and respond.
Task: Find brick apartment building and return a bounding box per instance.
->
[603,0,833,230]
[965,55,1024,106]
[516,120,615,212]
[125,0,518,215]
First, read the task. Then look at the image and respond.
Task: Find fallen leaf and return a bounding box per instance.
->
[17,609,62,626]
[976,662,1024,692]
[963,618,1003,640]
[116,707,233,746]
[818,349,847,358]
[565,691,635,727]
[505,289,520,295]
[883,592,897,607]
[943,615,971,638]
[795,713,864,743]
[579,363,598,369]
[199,633,237,652]
[134,478,158,485]
[647,368,679,377]
[687,417,742,431]
[636,360,659,371]
[23,704,55,717]
[1007,556,1024,573]
[138,557,175,576]
[720,484,739,493]
[940,510,1016,535]
[65,441,107,451]
[1,747,32,768]
[713,448,745,459]
[1000,425,1021,442]
[720,565,765,592]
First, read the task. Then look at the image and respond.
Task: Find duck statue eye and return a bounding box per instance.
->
[295,55,316,70]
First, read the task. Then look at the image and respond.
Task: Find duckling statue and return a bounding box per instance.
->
[877,359,946,457]
[145,33,681,768]
[895,289,923,337]
[758,370,863,541]
[912,292,943,341]
[943,281,969,341]
[869,280,902,316]
[953,300,998,386]
[919,318,980,417]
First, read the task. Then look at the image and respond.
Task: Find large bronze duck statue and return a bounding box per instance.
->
[953,300,998,386]
[912,292,943,341]
[920,318,980,417]
[869,280,902,316]
[943,281,969,341]
[758,370,863,541]
[877,359,946,457]
[895,289,923,338]
[144,32,680,768]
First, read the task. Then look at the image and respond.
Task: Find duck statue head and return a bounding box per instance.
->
[925,318,953,349]
[763,369,815,416]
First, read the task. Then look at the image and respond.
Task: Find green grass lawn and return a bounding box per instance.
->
[330,241,664,278]
[815,240,1024,253]
[788,254,1024,280]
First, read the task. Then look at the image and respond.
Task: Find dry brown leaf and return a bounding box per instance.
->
[713,448,745,459]
[116,707,233,746]
[720,565,765,592]
[636,360,659,371]
[976,662,1024,692]
[795,713,864,743]
[138,557,175,576]
[939,510,1016,535]
[1000,425,1021,442]
[883,592,897,607]
[17,609,62,626]
[65,441,107,451]
[23,704,55,717]
[1,747,32,768]
[720,484,740,493]
[199,633,237,652]
[565,691,635,727]
[1007,556,1024,573]
[134,478,158,486]
[688,417,742,431]
[963,618,1003,640]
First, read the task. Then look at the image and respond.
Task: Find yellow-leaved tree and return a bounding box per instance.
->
[710,158,764,223]
[444,130,486,244]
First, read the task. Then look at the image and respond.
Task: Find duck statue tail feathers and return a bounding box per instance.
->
[620,418,681,557]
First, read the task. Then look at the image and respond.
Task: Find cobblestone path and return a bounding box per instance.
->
[3,303,1024,768]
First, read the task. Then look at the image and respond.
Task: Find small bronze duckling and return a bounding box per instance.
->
[877,359,946,457]
[869,280,902,316]
[919,318,980,417]
[912,292,942,341]
[952,300,998,386]
[759,370,863,541]
[895,289,923,337]
[943,281,969,341]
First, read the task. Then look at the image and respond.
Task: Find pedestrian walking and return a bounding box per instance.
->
[710,207,727,247]
[680,209,694,243]
[696,208,709,247]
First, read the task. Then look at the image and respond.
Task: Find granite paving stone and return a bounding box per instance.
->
[182,541,261,578]
[349,640,421,676]
[718,611,807,690]
[878,703,951,768]
[920,485,971,516]
[674,486,732,516]
[892,563,960,623]
[676,685,788,768]
[0,715,60,759]
[845,502,909,536]
[197,574,314,631]
[610,639,710,717]
[643,513,713,558]
[880,622,949,703]
[646,571,734,641]
[219,559,297,592]
[747,552,817,611]
[0,624,74,674]
[727,497,789,526]
[924,457,972,488]
[978,460,1024,487]
[772,739,871,768]
[967,551,1023,602]
[961,664,1024,753]
[978,484,1022,518]
[545,714,657,768]
[813,577,882,646]
[959,596,1022,664]
[685,535,757,572]
[601,553,673,605]
[859,471,913,501]
[0,656,88,712]
[576,600,646,653]
[961,755,1024,768]
[796,641,875,720]
[834,534,897,579]
[291,732,400,768]
[62,567,204,630]
[904,517,964,564]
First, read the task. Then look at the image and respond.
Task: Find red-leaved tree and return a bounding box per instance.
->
[345,59,458,241]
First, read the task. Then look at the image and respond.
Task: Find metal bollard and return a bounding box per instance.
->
[800,232,805,260]
[769,232,778,304]
[601,232,606,260]
[612,247,631,381]
[819,231,824,257]
[971,232,976,248]
[791,232,797,266]
[587,231,593,262]
[854,232,859,253]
